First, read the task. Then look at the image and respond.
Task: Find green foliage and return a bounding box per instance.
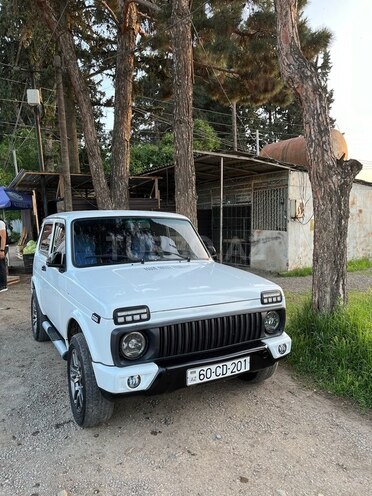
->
[0,143,14,185]
[346,258,372,272]
[130,141,173,175]
[0,129,40,180]
[286,291,372,409]
[194,119,221,151]
[130,119,220,174]
[133,0,333,152]
[0,0,335,183]
[280,259,372,277]
[10,230,20,243]
[279,267,313,277]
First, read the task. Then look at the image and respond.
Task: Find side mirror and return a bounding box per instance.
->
[200,235,217,259]
[207,245,217,258]
[46,251,66,272]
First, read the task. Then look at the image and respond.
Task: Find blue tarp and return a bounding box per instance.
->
[0,187,32,210]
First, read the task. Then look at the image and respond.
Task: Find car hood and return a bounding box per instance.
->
[68,261,282,318]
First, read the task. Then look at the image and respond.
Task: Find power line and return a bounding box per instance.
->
[0,96,56,106]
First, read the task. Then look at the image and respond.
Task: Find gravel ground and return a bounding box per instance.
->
[0,271,371,496]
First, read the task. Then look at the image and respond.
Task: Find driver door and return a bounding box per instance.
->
[38,222,66,330]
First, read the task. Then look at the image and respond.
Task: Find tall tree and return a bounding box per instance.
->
[110,0,138,209]
[171,0,197,225]
[134,1,332,153]
[36,0,113,209]
[274,0,362,313]
[34,0,160,209]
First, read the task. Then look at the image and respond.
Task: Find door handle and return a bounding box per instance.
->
[41,265,46,271]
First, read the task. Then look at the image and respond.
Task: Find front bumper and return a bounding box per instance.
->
[92,332,291,395]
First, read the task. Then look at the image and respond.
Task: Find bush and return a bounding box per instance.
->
[286,291,372,409]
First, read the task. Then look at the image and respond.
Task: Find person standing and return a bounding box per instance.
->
[0,218,8,292]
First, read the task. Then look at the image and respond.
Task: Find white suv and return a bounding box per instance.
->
[31,210,291,427]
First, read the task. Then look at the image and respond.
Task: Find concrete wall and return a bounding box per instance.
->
[197,166,372,271]
[348,182,372,259]
[250,230,288,272]
[287,171,372,269]
[287,171,314,270]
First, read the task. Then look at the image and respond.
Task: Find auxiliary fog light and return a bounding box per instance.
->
[127,375,141,389]
[278,344,287,355]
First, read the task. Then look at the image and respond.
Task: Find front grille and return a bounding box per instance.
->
[158,312,263,358]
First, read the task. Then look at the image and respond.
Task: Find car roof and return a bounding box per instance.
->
[43,210,190,223]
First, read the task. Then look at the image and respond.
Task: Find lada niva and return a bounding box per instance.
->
[31,210,291,427]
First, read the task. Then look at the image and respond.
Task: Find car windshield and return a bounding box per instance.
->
[72,216,210,267]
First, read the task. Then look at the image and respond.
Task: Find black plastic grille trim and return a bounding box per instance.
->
[158,312,263,358]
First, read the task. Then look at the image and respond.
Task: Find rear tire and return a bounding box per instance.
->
[68,333,114,428]
[31,292,49,342]
[239,362,278,384]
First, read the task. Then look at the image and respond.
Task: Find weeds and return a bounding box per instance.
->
[281,258,372,277]
[285,291,372,409]
[347,258,372,272]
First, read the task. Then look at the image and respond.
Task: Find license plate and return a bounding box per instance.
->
[186,356,250,386]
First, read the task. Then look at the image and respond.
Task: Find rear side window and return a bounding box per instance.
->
[39,223,53,254]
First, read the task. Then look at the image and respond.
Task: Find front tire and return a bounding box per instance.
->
[68,333,114,427]
[31,292,49,342]
[239,362,278,384]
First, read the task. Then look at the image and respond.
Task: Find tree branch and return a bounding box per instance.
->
[194,61,240,76]
[97,0,119,26]
[133,0,161,12]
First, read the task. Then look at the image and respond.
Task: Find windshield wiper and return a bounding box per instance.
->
[161,251,191,262]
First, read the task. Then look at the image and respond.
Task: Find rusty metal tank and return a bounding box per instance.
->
[260,129,348,166]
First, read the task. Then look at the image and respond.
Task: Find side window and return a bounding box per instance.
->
[51,223,65,254]
[39,223,53,255]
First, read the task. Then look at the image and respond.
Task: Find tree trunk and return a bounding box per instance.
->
[35,0,112,210]
[44,127,56,172]
[55,55,73,212]
[64,76,80,174]
[171,0,198,226]
[59,0,80,174]
[274,0,362,313]
[110,0,136,209]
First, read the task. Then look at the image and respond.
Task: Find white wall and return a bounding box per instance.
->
[287,171,314,270]
[196,166,372,271]
[348,182,372,259]
[250,230,288,272]
[288,171,372,269]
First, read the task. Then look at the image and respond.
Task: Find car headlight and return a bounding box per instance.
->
[264,311,281,334]
[113,306,150,325]
[120,332,147,359]
[261,290,282,305]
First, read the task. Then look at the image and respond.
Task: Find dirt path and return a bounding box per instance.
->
[0,276,371,496]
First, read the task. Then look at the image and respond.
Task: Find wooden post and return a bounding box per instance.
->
[32,190,40,235]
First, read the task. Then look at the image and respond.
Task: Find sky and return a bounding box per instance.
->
[305,0,372,182]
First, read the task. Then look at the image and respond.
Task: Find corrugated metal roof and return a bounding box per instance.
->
[9,151,371,191]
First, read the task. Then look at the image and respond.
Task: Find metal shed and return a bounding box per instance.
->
[9,151,372,272]
[142,150,372,272]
